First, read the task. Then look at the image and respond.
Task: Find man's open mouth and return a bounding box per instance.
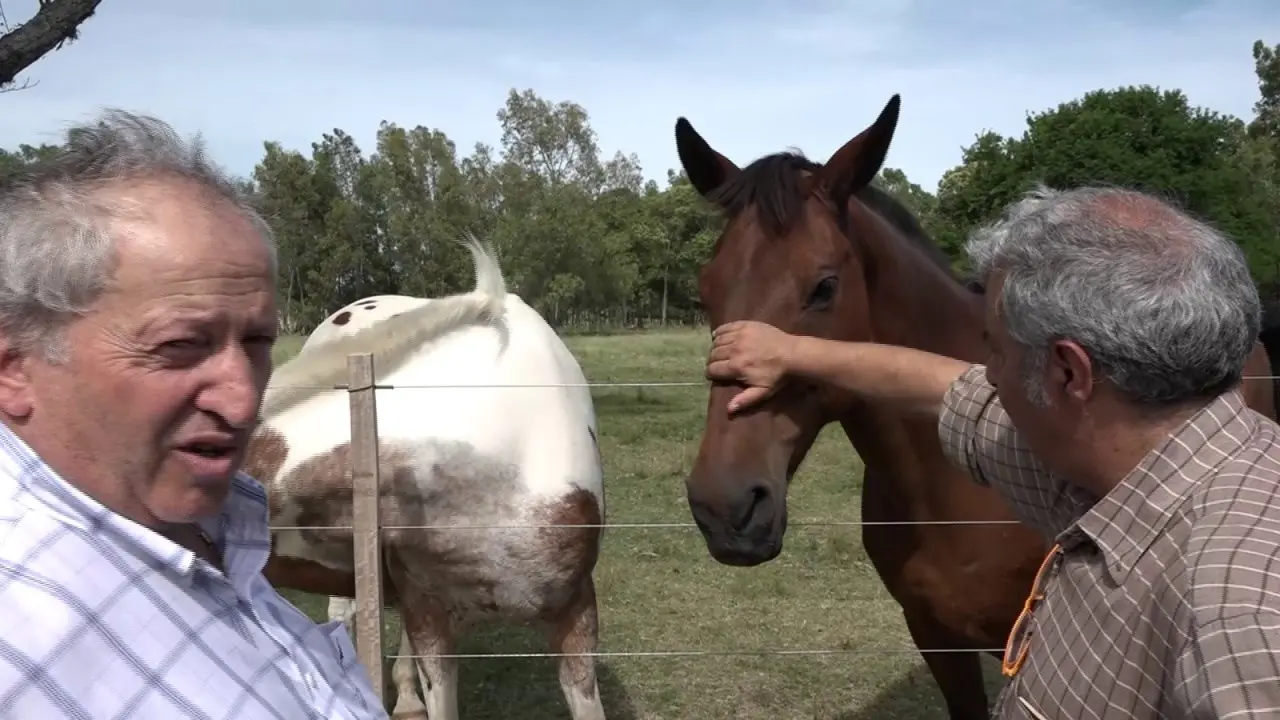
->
[184,444,233,458]
[179,439,238,459]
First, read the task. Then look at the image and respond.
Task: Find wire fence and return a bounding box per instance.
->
[268,360,1280,695]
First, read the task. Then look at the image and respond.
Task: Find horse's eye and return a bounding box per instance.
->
[805,276,839,310]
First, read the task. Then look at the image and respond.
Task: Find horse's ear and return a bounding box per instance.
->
[675,117,740,200]
[818,94,901,203]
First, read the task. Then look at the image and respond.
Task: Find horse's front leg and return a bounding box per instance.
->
[327,595,355,627]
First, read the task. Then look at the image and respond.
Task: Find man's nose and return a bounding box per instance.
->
[200,349,263,427]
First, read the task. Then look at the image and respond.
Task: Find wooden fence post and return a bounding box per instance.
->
[346,352,385,703]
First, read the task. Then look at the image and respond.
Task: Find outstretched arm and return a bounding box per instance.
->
[784,335,973,418]
[705,320,972,417]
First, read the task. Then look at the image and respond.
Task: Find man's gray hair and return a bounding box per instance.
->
[966,184,1260,408]
[0,109,276,363]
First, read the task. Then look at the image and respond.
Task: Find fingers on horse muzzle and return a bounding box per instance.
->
[687,482,786,566]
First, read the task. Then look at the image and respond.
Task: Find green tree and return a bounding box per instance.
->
[0,142,60,179]
[1249,40,1280,142]
[934,85,1280,281]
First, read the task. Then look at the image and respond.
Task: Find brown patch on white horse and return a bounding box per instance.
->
[243,425,289,488]
[244,426,396,603]
[261,555,354,598]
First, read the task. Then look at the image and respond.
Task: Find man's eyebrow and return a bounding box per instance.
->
[133,310,219,333]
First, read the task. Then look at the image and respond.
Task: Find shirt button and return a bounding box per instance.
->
[303,672,318,691]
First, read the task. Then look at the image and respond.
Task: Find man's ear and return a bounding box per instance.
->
[0,340,36,419]
[1045,338,1095,406]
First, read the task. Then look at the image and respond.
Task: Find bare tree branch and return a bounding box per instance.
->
[0,0,104,89]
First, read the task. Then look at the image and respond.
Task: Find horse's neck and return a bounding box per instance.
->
[855,213,984,361]
[834,205,986,493]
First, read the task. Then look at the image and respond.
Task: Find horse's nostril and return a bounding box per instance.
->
[729,484,772,532]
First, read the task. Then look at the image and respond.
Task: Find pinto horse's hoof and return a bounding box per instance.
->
[389,696,429,720]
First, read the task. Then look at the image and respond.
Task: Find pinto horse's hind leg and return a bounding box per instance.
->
[902,608,990,720]
[546,575,605,720]
[398,596,460,720]
[389,626,428,720]
[326,596,425,718]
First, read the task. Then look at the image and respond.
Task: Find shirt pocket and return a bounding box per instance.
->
[317,619,361,671]
[1005,693,1053,720]
[314,620,387,717]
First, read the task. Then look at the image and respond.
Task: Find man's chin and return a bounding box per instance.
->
[149,480,234,525]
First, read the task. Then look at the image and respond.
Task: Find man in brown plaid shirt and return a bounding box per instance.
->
[704,184,1280,719]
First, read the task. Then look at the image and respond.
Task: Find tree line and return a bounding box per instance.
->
[3,39,1279,336]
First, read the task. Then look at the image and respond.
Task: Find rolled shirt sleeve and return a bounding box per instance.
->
[936,365,1095,540]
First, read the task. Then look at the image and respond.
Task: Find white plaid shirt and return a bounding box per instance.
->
[0,421,389,719]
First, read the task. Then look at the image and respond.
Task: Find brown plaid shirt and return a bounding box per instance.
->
[939,365,1280,720]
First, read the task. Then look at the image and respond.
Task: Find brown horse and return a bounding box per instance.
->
[673,94,1280,719]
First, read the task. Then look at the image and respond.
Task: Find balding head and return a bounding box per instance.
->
[966,184,1260,408]
[0,110,275,364]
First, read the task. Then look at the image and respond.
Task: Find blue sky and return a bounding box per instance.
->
[1,0,1276,193]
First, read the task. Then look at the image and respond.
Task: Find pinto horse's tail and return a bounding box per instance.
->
[460,231,507,319]
[261,233,507,420]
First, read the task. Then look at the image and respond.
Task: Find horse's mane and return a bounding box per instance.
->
[260,234,507,420]
[708,152,820,237]
[706,151,954,274]
[857,183,955,273]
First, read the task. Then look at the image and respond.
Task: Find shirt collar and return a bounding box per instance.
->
[1070,390,1256,584]
[0,420,272,593]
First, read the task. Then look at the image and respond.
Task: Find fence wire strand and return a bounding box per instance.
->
[262,375,1280,392]
[387,647,1006,660]
[270,519,1022,531]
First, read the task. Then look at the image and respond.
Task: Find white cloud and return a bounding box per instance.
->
[0,0,1275,192]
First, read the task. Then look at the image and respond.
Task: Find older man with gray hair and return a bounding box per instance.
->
[0,111,388,718]
[705,184,1280,719]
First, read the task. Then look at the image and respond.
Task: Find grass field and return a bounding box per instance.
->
[270,329,1006,719]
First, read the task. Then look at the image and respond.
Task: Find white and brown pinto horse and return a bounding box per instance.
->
[245,236,607,720]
